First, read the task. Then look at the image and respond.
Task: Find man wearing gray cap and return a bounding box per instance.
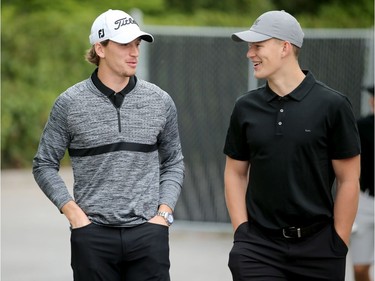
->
[33,9,184,281]
[223,10,360,280]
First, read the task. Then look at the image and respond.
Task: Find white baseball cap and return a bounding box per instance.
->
[89,9,154,45]
[232,10,304,48]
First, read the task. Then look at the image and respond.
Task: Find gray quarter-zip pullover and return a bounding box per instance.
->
[33,76,184,227]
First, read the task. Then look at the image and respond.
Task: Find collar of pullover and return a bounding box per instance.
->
[91,68,137,108]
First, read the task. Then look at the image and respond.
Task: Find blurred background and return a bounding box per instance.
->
[1,0,374,279]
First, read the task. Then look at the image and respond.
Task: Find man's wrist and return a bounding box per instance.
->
[156,211,174,226]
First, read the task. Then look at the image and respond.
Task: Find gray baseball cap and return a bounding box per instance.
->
[231,10,304,48]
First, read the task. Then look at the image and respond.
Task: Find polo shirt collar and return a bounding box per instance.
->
[266,70,315,102]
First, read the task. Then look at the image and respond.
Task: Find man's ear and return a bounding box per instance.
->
[95,42,105,58]
[281,41,293,58]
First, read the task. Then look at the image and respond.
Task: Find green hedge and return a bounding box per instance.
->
[1,6,95,168]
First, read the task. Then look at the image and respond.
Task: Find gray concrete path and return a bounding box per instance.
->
[1,168,358,281]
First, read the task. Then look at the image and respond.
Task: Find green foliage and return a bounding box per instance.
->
[3,0,166,15]
[149,0,274,26]
[164,0,269,14]
[272,0,332,15]
[299,1,374,28]
[1,0,374,168]
[161,0,374,27]
[1,5,95,167]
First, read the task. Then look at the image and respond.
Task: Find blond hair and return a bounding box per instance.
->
[85,40,109,66]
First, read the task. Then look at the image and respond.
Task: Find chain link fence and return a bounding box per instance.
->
[137,24,374,223]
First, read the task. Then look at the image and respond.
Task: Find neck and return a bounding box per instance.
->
[268,66,305,97]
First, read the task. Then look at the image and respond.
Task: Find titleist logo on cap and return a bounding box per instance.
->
[114,17,138,30]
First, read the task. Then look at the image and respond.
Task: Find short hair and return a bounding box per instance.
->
[85,40,109,66]
[292,45,301,58]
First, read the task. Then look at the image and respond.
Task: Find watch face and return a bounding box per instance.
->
[167,214,174,225]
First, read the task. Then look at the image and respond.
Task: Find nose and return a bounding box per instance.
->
[246,46,255,59]
[129,43,139,57]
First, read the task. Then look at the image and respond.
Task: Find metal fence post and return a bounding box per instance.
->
[131,8,150,81]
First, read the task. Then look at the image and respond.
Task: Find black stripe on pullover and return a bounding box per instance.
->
[69,141,158,157]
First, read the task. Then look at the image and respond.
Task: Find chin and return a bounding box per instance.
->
[122,70,136,77]
[254,72,266,80]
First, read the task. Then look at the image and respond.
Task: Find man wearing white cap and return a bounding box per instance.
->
[33,9,184,281]
[223,10,360,280]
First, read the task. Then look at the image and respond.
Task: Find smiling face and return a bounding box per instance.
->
[246,39,287,80]
[96,38,142,80]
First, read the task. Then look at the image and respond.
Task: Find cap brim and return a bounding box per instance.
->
[111,31,154,44]
[139,32,154,43]
[231,30,272,43]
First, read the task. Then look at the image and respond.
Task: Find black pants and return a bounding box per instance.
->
[228,221,348,281]
[70,222,170,281]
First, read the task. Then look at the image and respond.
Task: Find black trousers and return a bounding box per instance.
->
[228,221,348,281]
[70,222,170,281]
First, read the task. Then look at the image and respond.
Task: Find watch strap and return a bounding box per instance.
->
[157,211,173,226]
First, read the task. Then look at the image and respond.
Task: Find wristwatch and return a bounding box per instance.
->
[157,211,174,226]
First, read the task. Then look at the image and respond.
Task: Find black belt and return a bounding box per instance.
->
[252,220,330,239]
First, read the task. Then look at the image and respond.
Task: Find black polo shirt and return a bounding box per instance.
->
[224,71,360,229]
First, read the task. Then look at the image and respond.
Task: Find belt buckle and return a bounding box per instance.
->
[282,227,302,238]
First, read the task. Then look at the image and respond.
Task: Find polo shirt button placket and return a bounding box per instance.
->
[276,105,285,135]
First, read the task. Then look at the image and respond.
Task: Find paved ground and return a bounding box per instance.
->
[1,168,364,281]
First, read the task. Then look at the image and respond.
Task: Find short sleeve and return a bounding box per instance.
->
[328,96,361,159]
[223,102,249,160]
